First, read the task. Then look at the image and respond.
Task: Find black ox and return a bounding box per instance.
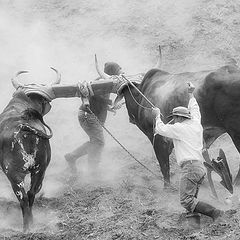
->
[91,52,240,192]
[0,69,89,232]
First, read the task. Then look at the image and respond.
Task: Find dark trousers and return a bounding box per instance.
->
[67,110,105,169]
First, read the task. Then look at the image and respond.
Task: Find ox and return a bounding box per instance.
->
[0,69,89,232]
[91,54,239,193]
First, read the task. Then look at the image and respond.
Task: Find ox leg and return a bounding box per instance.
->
[153,135,172,188]
[7,174,31,232]
[27,170,45,224]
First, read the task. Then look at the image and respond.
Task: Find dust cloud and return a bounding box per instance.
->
[0,0,238,233]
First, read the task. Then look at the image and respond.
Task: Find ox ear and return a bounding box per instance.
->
[11,71,28,89]
[94,54,110,79]
[50,67,61,85]
[154,45,162,69]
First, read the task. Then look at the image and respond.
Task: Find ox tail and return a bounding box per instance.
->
[20,108,53,139]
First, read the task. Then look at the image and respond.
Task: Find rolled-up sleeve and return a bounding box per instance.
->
[188,97,201,122]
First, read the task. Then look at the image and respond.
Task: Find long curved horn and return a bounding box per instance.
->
[95,54,110,79]
[50,67,61,85]
[11,71,28,89]
[154,45,162,69]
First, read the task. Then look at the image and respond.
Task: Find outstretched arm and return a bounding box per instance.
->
[187,82,201,122]
[108,94,125,115]
[152,108,182,139]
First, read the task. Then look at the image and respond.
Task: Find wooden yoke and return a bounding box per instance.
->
[89,79,116,95]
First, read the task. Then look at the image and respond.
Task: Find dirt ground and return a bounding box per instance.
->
[1,0,240,239]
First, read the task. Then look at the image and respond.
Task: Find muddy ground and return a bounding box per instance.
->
[1,0,240,239]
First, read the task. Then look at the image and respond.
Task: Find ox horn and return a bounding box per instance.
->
[154,45,162,69]
[11,71,28,89]
[95,54,110,79]
[50,67,61,85]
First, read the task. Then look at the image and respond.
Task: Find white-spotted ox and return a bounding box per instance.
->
[92,54,240,191]
[0,69,90,232]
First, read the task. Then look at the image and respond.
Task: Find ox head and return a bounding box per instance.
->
[11,67,61,115]
[94,54,146,99]
[93,45,162,95]
[12,67,61,99]
[94,45,162,80]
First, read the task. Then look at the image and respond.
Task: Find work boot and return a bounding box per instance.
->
[65,153,77,175]
[194,201,225,223]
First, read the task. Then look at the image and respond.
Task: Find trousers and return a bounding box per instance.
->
[179,160,206,212]
[67,110,105,168]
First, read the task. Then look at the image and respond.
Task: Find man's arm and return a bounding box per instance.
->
[107,94,125,115]
[152,108,183,139]
[187,82,201,122]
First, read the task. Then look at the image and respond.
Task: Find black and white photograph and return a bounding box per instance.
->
[0,0,240,239]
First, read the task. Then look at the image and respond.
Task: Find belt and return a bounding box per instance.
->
[180,160,200,168]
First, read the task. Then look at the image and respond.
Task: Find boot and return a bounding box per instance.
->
[69,142,89,159]
[194,201,224,222]
[65,153,77,175]
[64,142,90,175]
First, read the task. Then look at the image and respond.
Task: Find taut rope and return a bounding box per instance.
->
[86,106,178,191]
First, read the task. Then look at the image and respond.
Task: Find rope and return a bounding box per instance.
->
[86,106,178,191]
[125,77,165,118]
[122,75,156,108]
[127,84,152,110]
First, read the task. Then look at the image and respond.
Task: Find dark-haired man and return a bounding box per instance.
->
[65,62,124,174]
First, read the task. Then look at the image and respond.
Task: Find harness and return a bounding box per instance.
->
[17,123,52,139]
[19,108,53,139]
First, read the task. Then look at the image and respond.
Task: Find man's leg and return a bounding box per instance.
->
[193,201,223,221]
[87,143,104,173]
[86,115,105,174]
[179,163,206,212]
[180,162,223,223]
[65,142,90,174]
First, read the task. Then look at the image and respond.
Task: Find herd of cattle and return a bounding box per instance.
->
[0,47,240,232]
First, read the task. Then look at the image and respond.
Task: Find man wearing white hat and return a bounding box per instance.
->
[152,82,223,228]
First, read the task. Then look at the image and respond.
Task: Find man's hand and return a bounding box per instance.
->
[152,107,161,118]
[108,102,125,115]
[108,106,117,115]
[187,82,195,93]
[113,102,125,110]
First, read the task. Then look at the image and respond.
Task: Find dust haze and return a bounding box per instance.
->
[0,0,239,234]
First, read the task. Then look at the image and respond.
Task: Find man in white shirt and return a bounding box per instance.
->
[152,82,223,226]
